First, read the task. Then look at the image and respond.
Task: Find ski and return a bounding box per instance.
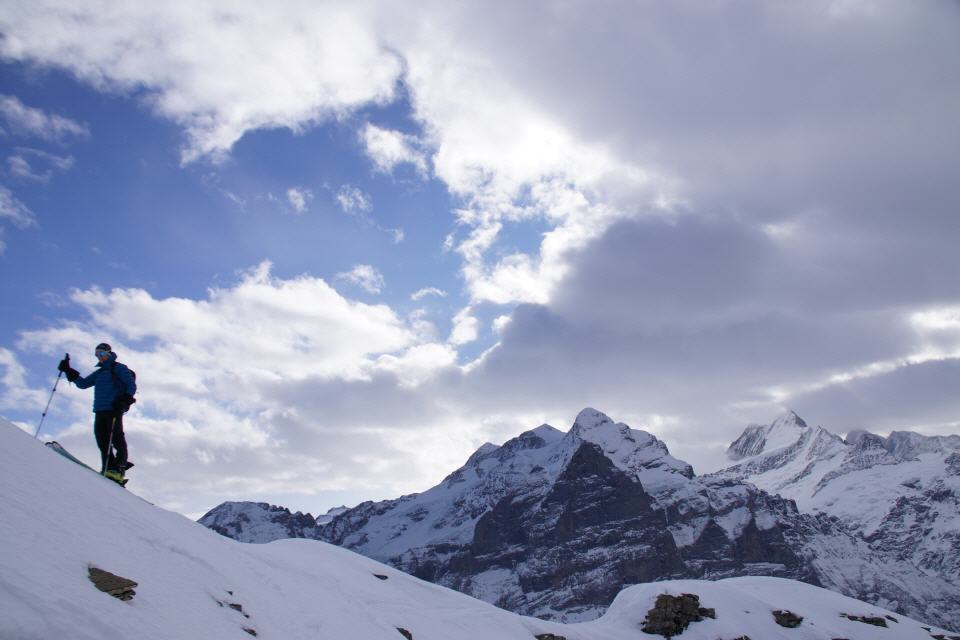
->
[46,441,128,487]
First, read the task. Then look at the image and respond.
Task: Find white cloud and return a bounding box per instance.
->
[286,187,313,213]
[0,3,400,162]
[375,343,457,387]
[407,308,438,341]
[7,155,40,181]
[0,347,46,414]
[360,123,427,175]
[336,185,372,213]
[492,314,511,335]
[1,3,672,309]
[0,185,36,228]
[7,148,75,182]
[0,95,89,141]
[335,264,385,294]
[2,265,481,516]
[21,262,410,383]
[448,306,479,346]
[411,287,446,301]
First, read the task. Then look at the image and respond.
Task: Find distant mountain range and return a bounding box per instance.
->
[200,408,960,629]
[715,410,960,589]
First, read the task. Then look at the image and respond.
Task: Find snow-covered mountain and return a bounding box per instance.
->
[716,411,960,589]
[6,417,955,640]
[201,408,960,629]
[199,501,346,543]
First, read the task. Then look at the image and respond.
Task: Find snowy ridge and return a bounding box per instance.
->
[6,417,957,639]
[198,501,348,542]
[716,411,960,594]
[202,408,960,628]
[199,501,320,542]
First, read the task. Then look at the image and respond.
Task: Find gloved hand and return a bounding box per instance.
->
[58,352,79,381]
[113,394,136,413]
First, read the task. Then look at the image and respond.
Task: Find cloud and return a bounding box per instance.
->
[6,263,478,514]
[7,148,75,183]
[0,95,89,141]
[0,185,37,228]
[0,4,401,163]
[335,184,372,214]
[360,123,428,175]
[0,347,46,415]
[455,211,960,473]
[335,264,385,294]
[448,306,479,346]
[329,184,404,243]
[410,287,446,301]
[1,2,670,307]
[286,187,313,213]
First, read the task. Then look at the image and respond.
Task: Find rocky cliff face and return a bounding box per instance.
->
[199,408,960,628]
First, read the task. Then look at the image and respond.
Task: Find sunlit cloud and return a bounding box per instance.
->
[360,123,428,175]
[411,287,446,301]
[335,264,385,295]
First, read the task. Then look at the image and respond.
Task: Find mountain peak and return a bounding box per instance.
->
[771,410,808,430]
[532,423,561,437]
[465,442,500,466]
[844,429,874,446]
[567,407,632,452]
[573,407,614,431]
[726,411,810,461]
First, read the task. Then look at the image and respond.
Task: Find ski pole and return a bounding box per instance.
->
[34,353,68,439]
[103,413,117,475]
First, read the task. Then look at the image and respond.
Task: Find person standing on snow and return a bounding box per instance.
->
[58,343,136,484]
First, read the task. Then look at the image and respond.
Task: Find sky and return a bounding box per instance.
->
[1,0,958,519]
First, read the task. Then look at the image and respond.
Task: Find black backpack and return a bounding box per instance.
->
[110,363,137,413]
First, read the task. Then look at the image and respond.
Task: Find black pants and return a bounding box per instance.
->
[94,411,127,473]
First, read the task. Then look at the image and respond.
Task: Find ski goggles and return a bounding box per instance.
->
[95,349,111,357]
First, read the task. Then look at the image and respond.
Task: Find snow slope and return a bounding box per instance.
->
[3,416,957,639]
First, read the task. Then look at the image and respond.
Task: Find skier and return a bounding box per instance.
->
[58,343,136,484]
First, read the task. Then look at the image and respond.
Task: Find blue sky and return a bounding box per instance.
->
[1,62,469,349]
[1,1,959,519]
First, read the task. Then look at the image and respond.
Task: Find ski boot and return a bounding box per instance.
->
[104,469,128,486]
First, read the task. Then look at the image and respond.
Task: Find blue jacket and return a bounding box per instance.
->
[73,353,137,412]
